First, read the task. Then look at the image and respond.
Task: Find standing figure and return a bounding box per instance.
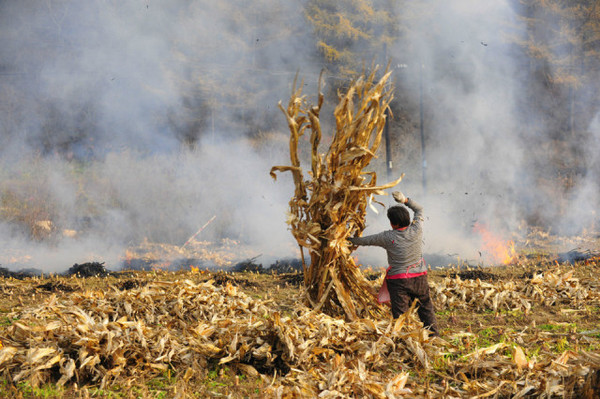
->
[348,191,439,336]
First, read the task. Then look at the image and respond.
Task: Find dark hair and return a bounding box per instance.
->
[387,205,410,228]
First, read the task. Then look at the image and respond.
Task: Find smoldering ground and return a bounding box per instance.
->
[1,0,599,272]
[0,142,299,273]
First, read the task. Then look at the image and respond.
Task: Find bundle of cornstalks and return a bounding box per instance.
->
[270,69,401,320]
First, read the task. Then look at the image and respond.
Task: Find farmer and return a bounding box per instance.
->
[348,191,439,336]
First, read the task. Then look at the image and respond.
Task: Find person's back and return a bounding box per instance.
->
[349,196,426,277]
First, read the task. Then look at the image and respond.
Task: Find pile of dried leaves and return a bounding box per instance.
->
[432,266,600,314]
[429,263,600,398]
[0,277,438,397]
[0,258,599,397]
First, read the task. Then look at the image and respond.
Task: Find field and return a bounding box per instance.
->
[0,232,600,398]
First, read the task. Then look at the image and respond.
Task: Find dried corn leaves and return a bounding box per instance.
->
[430,264,600,398]
[1,258,600,396]
[0,277,438,397]
[271,69,400,320]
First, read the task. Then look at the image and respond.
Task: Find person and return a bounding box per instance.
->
[348,191,439,336]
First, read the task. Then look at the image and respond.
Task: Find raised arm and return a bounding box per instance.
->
[393,191,424,224]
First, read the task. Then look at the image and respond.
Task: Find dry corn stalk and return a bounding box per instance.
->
[270,68,400,320]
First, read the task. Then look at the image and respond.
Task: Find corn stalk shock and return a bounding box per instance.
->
[270,68,400,320]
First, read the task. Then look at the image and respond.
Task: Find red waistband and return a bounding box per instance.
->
[386,271,427,279]
[386,258,426,279]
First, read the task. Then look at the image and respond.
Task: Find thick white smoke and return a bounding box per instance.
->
[350,0,528,267]
[1,1,598,272]
[356,0,600,267]
[0,1,312,272]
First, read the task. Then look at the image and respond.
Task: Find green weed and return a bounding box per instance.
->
[539,323,576,333]
[12,381,65,398]
[555,337,570,353]
[0,317,18,326]
[476,327,498,346]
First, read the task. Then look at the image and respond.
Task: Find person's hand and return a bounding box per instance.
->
[392,191,407,204]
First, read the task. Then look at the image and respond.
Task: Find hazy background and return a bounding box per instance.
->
[0,0,598,272]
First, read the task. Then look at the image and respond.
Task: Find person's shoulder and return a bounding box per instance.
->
[376,229,397,239]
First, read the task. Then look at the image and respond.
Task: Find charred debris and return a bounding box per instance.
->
[2,248,600,281]
[0,256,304,280]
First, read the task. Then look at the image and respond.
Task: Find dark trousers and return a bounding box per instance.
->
[386,275,439,336]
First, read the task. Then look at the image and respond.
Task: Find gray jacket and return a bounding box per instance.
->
[348,198,426,276]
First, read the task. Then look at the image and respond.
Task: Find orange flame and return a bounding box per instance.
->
[473,223,516,265]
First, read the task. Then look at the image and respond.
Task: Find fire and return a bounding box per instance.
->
[473,223,516,265]
[190,265,199,273]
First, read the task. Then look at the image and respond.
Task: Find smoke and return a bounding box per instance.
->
[0,0,313,272]
[564,113,600,234]
[347,0,526,267]
[356,0,599,267]
[1,1,598,272]
[0,140,300,272]
[411,0,526,264]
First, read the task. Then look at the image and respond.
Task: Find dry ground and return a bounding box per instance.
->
[0,241,599,398]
